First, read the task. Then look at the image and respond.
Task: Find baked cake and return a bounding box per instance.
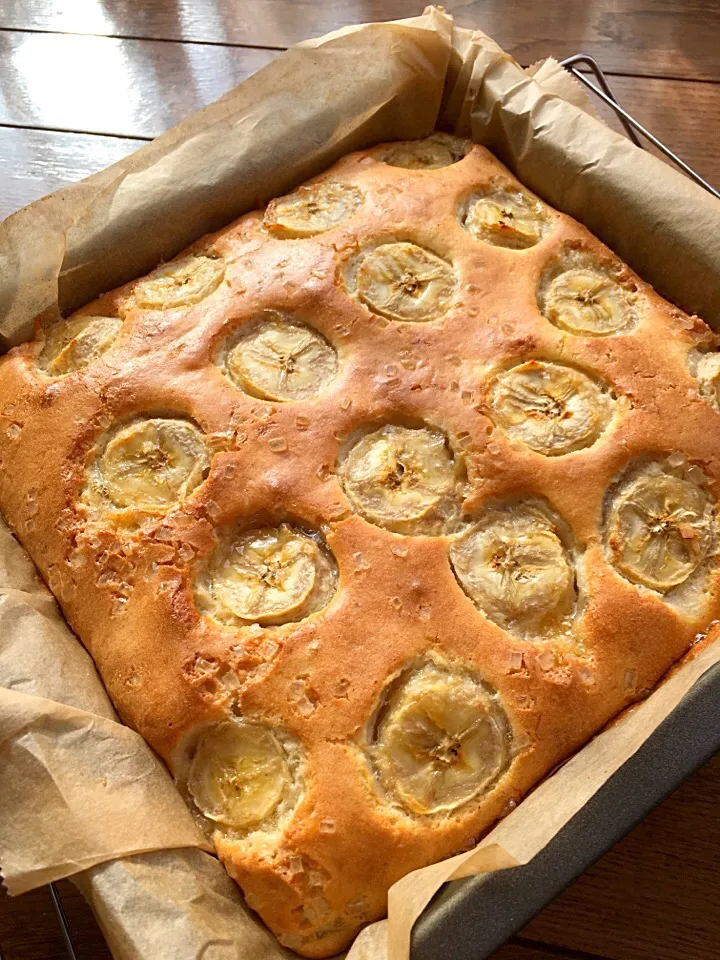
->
[2,133,719,956]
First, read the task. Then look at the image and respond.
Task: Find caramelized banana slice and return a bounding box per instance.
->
[199,525,337,626]
[542,267,634,336]
[371,661,509,815]
[188,721,291,830]
[98,418,209,511]
[489,360,611,455]
[375,134,470,169]
[340,425,458,534]
[463,189,547,249]
[264,182,362,238]
[133,255,225,309]
[355,242,455,322]
[450,504,575,635]
[39,315,122,375]
[606,466,713,591]
[225,317,337,402]
[695,352,720,412]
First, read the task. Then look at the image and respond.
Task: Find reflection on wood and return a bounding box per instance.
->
[0,0,719,79]
[1,70,717,225]
[0,2,719,960]
[0,127,143,221]
[0,31,277,138]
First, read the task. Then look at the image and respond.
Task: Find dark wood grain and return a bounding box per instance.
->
[0,30,717,207]
[494,945,580,960]
[0,885,63,960]
[0,84,717,229]
[522,753,720,960]
[1,0,719,80]
[0,30,276,138]
[1,3,719,960]
[56,882,114,960]
[3,757,719,960]
[0,881,567,960]
[0,127,143,222]
[587,74,720,190]
[0,882,112,960]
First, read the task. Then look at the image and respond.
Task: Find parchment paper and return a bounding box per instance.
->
[2,7,720,960]
[378,633,720,960]
[0,514,211,895]
[455,28,720,325]
[0,6,452,346]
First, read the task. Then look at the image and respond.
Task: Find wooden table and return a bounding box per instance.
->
[0,2,719,958]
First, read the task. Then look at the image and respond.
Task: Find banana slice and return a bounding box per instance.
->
[371,660,509,815]
[224,316,337,402]
[133,255,225,309]
[450,504,575,635]
[98,418,209,511]
[542,267,634,336]
[188,721,291,830]
[39,315,122,375]
[264,182,362,238]
[355,242,455,323]
[463,189,546,249]
[200,525,337,626]
[374,134,470,169]
[695,352,720,412]
[489,360,611,456]
[340,425,458,534]
[606,466,713,592]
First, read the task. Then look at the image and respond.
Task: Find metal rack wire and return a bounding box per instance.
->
[45,53,717,959]
[561,54,720,199]
[49,884,79,960]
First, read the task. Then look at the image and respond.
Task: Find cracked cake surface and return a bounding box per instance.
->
[2,133,720,956]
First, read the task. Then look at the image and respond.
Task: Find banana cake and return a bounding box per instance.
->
[2,133,720,956]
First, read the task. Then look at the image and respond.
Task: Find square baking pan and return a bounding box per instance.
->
[47,659,720,958]
[413,659,720,959]
[41,52,720,960]
[412,57,720,959]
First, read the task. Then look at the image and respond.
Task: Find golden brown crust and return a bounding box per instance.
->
[1,141,720,956]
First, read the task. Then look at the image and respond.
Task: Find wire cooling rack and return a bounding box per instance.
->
[44,53,717,960]
[49,884,78,960]
[561,54,720,199]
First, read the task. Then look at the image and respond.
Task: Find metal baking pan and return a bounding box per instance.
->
[47,54,720,960]
[412,58,720,958]
[413,659,720,958]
